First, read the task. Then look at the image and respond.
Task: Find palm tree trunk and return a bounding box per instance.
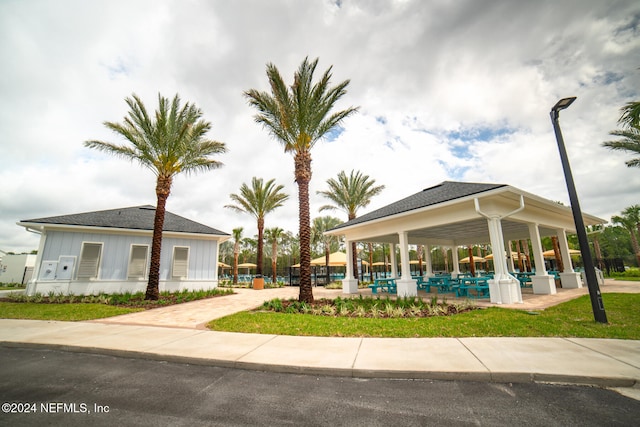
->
[368,243,374,282]
[593,236,604,271]
[515,240,524,272]
[257,217,264,276]
[295,152,314,303]
[272,239,278,284]
[520,240,531,272]
[442,247,449,273]
[146,176,171,300]
[325,242,330,285]
[233,251,239,285]
[629,229,640,267]
[467,246,475,276]
[551,236,564,272]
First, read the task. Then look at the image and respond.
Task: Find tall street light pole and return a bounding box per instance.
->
[550,97,608,323]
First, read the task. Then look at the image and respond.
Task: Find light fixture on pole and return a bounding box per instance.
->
[550,97,607,323]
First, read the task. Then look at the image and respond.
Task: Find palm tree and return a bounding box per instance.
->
[617,100,640,128]
[603,100,640,168]
[84,93,226,300]
[225,177,289,278]
[602,127,640,168]
[612,205,640,266]
[317,169,385,279]
[244,57,358,303]
[231,227,243,285]
[311,216,342,284]
[264,227,284,284]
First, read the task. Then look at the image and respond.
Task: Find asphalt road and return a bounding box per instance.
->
[0,346,638,426]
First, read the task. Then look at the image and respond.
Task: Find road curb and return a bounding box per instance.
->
[2,341,636,388]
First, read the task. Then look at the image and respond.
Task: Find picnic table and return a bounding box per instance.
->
[456,276,490,298]
[368,278,397,294]
[514,272,534,288]
[427,276,457,293]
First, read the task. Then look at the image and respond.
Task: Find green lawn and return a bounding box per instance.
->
[207,293,640,339]
[0,302,144,321]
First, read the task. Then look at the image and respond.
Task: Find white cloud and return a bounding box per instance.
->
[1,0,639,253]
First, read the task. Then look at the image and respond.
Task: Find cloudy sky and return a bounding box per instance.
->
[1,0,639,253]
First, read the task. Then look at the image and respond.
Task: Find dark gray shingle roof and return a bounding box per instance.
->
[330,181,507,230]
[21,205,229,236]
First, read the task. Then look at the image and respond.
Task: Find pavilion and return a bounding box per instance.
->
[325,181,606,304]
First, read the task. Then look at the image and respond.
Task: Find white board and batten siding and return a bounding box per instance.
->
[29,230,221,295]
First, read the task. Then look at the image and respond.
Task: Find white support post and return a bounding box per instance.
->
[485,217,522,304]
[342,239,359,294]
[389,243,397,278]
[528,223,556,295]
[474,198,523,304]
[424,244,434,277]
[396,231,417,297]
[451,246,461,277]
[557,228,583,289]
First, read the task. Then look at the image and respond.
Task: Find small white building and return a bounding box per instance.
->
[17,205,230,296]
[0,253,37,284]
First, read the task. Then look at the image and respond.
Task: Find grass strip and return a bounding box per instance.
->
[0,302,144,321]
[207,293,640,339]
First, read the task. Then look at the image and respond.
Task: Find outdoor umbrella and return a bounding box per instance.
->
[459,256,487,263]
[542,249,581,258]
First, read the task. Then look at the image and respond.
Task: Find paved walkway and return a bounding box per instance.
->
[92,279,639,329]
[1,280,640,400]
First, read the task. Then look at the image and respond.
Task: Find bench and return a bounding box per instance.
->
[368,278,397,294]
[416,276,431,292]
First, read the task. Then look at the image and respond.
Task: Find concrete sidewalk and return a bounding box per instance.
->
[1,280,640,399]
[2,319,640,390]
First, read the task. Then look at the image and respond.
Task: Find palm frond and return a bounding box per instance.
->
[85,92,226,179]
[618,101,640,129]
[602,127,640,168]
[244,57,358,154]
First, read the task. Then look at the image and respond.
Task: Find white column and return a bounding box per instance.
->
[451,246,461,277]
[527,223,556,294]
[506,241,516,273]
[389,243,398,278]
[486,217,522,304]
[557,228,582,288]
[341,239,359,294]
[398,232,412,280]
[396,231,417,297]
[424,244,434,277]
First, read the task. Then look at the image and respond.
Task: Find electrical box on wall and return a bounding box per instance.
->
[39,261,57,280]
[56,256,76,280]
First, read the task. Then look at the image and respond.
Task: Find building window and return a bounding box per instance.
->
[127,245,149,279]
[77,242,102,279]
[172,247,189,279]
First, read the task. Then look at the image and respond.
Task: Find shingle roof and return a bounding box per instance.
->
[330,181,507,230]
[20,205,229,236]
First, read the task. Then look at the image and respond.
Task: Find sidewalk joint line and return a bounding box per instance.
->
[564,337,640,370]
[234,334,280,361]
[351,338,364,369]
[457,338,492,374]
